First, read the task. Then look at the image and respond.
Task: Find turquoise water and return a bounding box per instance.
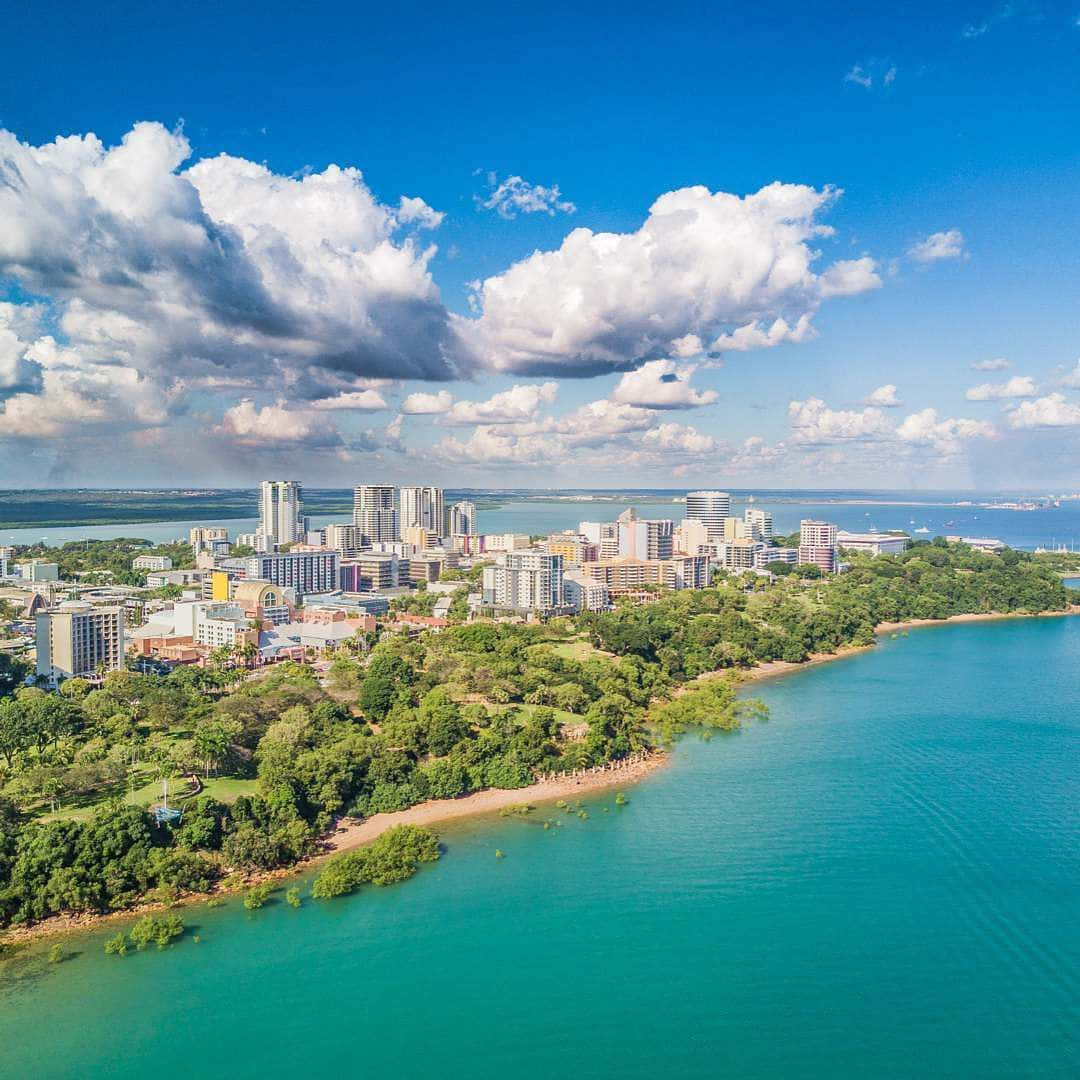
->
[3,617,1080,1078]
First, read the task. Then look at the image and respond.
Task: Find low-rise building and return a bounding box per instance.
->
[132,555,173,571]
[947,535,1005,553]
[484,533,532,552]
[836,531,910,556]
[17,560,60,582]
[564,572,611,613]
[545,532,599,566]
[582,554,708,593]
[148,568,204,589]
[715,538,766,571]
[753,546,799,570]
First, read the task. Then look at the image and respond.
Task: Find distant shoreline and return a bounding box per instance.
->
[5,605,1079,949]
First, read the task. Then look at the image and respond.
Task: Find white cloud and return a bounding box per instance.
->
[0,302,44,398]
[971,357,1010,371]
[217,399,324,445]
[1059,359,1080,388]
[896,408,995,454]
[442,382,559,425]
[965,375,1037,400]
[477,173,576,219]
[611,359,718,409]
[843,61,897,90]
[844,65,873,88]
[640,422,716,455]
[908,229,967,263]
[396,195,444,230]
[400,389,454,414]
[1007,393,1080,429]
[462,182,880,376]
[0,121,467,420]
[864,384,902,407]
[711,314,817,352]
[788,397,891,443]
[310,389,389,411]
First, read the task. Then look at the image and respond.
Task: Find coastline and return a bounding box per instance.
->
[1,752,667,947]
[5,604,1079,949]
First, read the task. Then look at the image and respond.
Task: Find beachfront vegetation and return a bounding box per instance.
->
[311,825,440,899]
[0,538,1072,931]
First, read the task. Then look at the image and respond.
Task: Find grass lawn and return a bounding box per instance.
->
[533,638,606,662]
[490,702,582,727]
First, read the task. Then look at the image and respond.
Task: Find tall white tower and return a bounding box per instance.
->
[353,485,399,543]
[400,486,446,539]
[685,490,731,539]
[258,481,305,547]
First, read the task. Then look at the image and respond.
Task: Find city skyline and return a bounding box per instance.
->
[3,3,1080,489]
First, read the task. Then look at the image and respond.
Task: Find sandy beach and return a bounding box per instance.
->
[326,752,665,854]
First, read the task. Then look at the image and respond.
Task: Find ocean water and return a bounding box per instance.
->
[5,492,1080,551]
[3,616,1079,1078]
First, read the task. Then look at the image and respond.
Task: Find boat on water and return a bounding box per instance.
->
[915,526,930,534]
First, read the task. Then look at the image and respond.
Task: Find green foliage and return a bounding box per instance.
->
[128,913,184,949]
[47,943,63,964]
[104,932,127,956]
[651,679,767,740]
[243,884,273,910]
[285,886,302,908]
[311,826,440,899]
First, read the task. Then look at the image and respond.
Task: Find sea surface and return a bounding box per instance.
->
[3,616,1079,1078]
[4,490,1080,551]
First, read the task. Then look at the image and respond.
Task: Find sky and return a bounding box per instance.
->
[1,0,1080,491]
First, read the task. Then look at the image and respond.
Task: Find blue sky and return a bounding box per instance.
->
[1,1,1079,489]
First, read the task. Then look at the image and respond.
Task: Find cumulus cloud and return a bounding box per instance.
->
[864,384,903,407]
[788,397,891,443]
[895,408,995,454]
[442,382,558,425]
[400,389,454,414]
[965,375,1037,400]
[0,302,44,398]
[971,357,1010,371]
[1007,393,1080,428]
[217,399,325,445]
[462,182,880,376]
[0,121,468,417]
[640,422,716,455]
[476,173,576,219]
[908,229,967,263]
[611,359,718,409]
[310,389,389,411]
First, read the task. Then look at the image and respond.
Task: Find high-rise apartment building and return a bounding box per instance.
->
[36,602,124,686]
[258,481,306,547]
[618,517,674,560]
[448,501,478,538]
[579,520,620,558]
[798,519,838,573]
[353,485,398,543]
[482,552,565,612]
[744,508,774,540]
[0,546,13,577]
[685,491,731,539]
[324,523,364,558]
[399,486,445,539]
